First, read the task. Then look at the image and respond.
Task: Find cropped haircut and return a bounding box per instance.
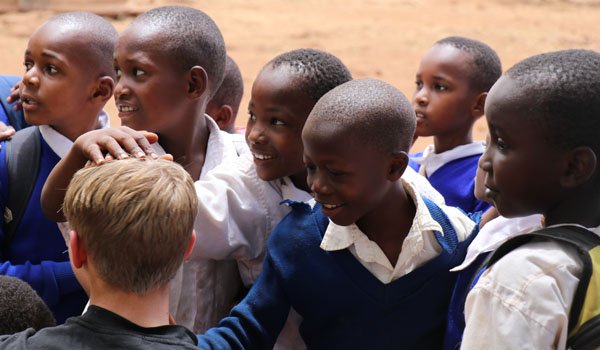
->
[63,159,198,295]
[436,36,502,92]
[268,48,353,103]
[131,6,226,98]
[305,78,416,154]
[44,12,117,79]
[505,49,600,155]
[0,276,56,335]
[210,55,244,117]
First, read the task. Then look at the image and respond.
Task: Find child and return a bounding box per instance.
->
[0,12,116,323]
[409,36,502,213]
[0,158,199,348]
[461,49,600,349]
[40,6,246,332]
[197,78,476,350]
[0,275,55,335]
[205,55,244,134]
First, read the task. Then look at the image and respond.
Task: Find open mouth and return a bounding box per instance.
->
[21,95,39,106]
[322,203,343,210]
[252,152,274,160]
[415,111,426,119]
[117,105,138,113]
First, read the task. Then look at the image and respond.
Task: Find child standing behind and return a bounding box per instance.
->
[0,12,116,323]
[462,49,600,349]
[410,36,501,213]
[206,55,244,134]
[198,78,476,350]
[0,159,199,348]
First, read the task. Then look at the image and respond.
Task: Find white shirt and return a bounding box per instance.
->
[462,224,600,350]
[320,179,475,284]
[413,141,485,177]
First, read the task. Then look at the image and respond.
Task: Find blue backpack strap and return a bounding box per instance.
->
[3,126,41,249]
[0,76,27,131]
[422,196,458,253]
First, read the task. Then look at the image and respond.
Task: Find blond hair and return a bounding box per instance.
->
[63,158,197,295]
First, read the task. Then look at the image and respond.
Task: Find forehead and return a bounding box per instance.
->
[116,25,175,64]
[418,44,474,80]
[28,23,90,63]
[252,65,307,100]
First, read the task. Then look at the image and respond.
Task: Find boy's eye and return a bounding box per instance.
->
[46,65,58,74]
[271,118,285,126]
[248,112,256,122]
[329,170,348,177]
[434,83,447,91]
[23,62,33,72]
[305,163,317,172]
[496,138,507,151]
[133,68,145,77]
[415,80,423,89]
[115,67,122,80]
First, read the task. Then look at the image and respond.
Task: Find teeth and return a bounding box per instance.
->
[118,105,137,113]
[23,98,38,105]
[253,153,273,160]
[322,203,341,209]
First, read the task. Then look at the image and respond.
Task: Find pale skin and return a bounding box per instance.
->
[68,229,196,327]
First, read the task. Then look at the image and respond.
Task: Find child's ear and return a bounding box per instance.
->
[183,230,197,260]
[187,66,208,99]
[388,151,409,181]
[561,146,597,188]
[211,105,234,131]
[471,92,487,119]
[69,230,88,269]
[92,76,115,104]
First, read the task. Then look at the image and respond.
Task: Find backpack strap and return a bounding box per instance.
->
[486,225,600,337]
[0,76,27,131]
[3,126,41,248]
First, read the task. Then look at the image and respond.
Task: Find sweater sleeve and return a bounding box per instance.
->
[197,249,291,350]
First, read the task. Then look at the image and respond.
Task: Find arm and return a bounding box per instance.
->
[41,126,159,222]
[198,249,291,350]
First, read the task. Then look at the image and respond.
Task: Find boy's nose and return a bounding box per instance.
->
[414,91,428,106]
[247,124,267,145]
[308,171,331,196]
[478,147,492,173]
[114,80,130,98]
[23,68,40,87]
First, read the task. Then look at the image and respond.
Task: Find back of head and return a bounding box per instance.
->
[505,49,600,156]
[41,12,117,79]
[268,48,353,103]
[210,55,244,118]
[436,36,502,92]
[305,78,416,153]
[0,276,55,335]
[130,6,226,98]
[63,159,198,295]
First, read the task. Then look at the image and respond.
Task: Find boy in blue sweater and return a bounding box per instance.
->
[0,12,116,323]
[197,78,477,350]
[409,36,501,213]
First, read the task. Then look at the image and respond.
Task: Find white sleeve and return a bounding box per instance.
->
[402,166,445,205]
[461,240,582,350]
[191,154,273,262]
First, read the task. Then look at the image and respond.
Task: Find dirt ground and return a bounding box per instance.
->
[1,0,600,151]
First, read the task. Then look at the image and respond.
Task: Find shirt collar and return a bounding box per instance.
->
[413,141,485,177]
[39,110,110,159]
[320,179,443,252]
[277,176,312,203]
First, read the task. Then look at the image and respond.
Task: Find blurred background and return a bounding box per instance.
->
[2,0,600,151]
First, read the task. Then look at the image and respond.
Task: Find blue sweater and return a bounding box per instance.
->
[0,133,87,324]
[198,200,476,350]
[409,153,490,214]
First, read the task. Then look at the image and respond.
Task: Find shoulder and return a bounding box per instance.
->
[268,202,326,253]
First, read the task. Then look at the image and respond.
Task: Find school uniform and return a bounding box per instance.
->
[410,141,490,213]
[0,114,108,324]
[197,179,476,350]
[461,223,600,350]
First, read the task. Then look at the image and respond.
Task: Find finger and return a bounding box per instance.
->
[97,136,129,160]
[0,127,16,141]
[120,128,157,159]
[82,143,106,165]
[159,153,174,161]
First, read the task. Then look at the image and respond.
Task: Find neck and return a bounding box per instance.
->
[544,187,600,228]
[433,128,473,153]
[52,111,99,142]
[88,282,171,328]
[289,168,310,193]
[159,114,209,181]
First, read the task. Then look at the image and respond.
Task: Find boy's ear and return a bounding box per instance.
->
[211,105,234,131]
[183,230,197,260]
[187,66,208,100]
[471,92,487,119]
[561,146,597,188]
[69,230,88,269]
[92,76,115,104]
[388,151,409,181]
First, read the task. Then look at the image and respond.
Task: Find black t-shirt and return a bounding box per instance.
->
[0,305,198,349]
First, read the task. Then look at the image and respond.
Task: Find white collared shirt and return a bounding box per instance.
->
[320,179,475,284]
[413,141,485,177]
[462,224,600,350]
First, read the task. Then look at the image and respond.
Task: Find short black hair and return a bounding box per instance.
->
[505,49,600,155]
[43,12,117,78]
[268,48,353,103]
[210,55,244,118]
[305,78,416,154]
[0,276,56,335]
[131,6,226,98]
[436,36,502,92]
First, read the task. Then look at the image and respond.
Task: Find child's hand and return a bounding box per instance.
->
[73,126,159,165]
[6,81,22,111]
[0,121,15,142]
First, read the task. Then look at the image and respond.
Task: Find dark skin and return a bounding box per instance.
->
[303,122,415,265]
